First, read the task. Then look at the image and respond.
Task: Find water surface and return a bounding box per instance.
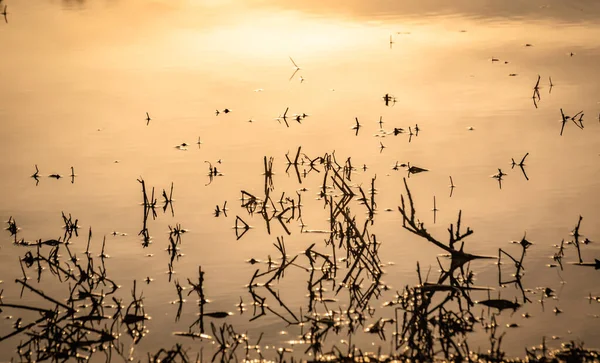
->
[1,0,599,360]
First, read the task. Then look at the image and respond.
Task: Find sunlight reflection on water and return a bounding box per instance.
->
[0,0,599,360]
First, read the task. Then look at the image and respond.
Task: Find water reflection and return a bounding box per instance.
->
[246,0,600,23]
[0,0,599,361]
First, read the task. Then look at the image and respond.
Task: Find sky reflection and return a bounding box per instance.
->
[0,0,599,360]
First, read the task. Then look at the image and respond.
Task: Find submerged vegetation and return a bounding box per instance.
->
[2,147,599,362]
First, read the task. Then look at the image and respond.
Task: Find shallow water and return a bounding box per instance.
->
[1,0,599,360]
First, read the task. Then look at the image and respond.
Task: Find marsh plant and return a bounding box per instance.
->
[1,150,599,363]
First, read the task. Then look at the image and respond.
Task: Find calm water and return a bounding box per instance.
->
[1,0,600,360]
